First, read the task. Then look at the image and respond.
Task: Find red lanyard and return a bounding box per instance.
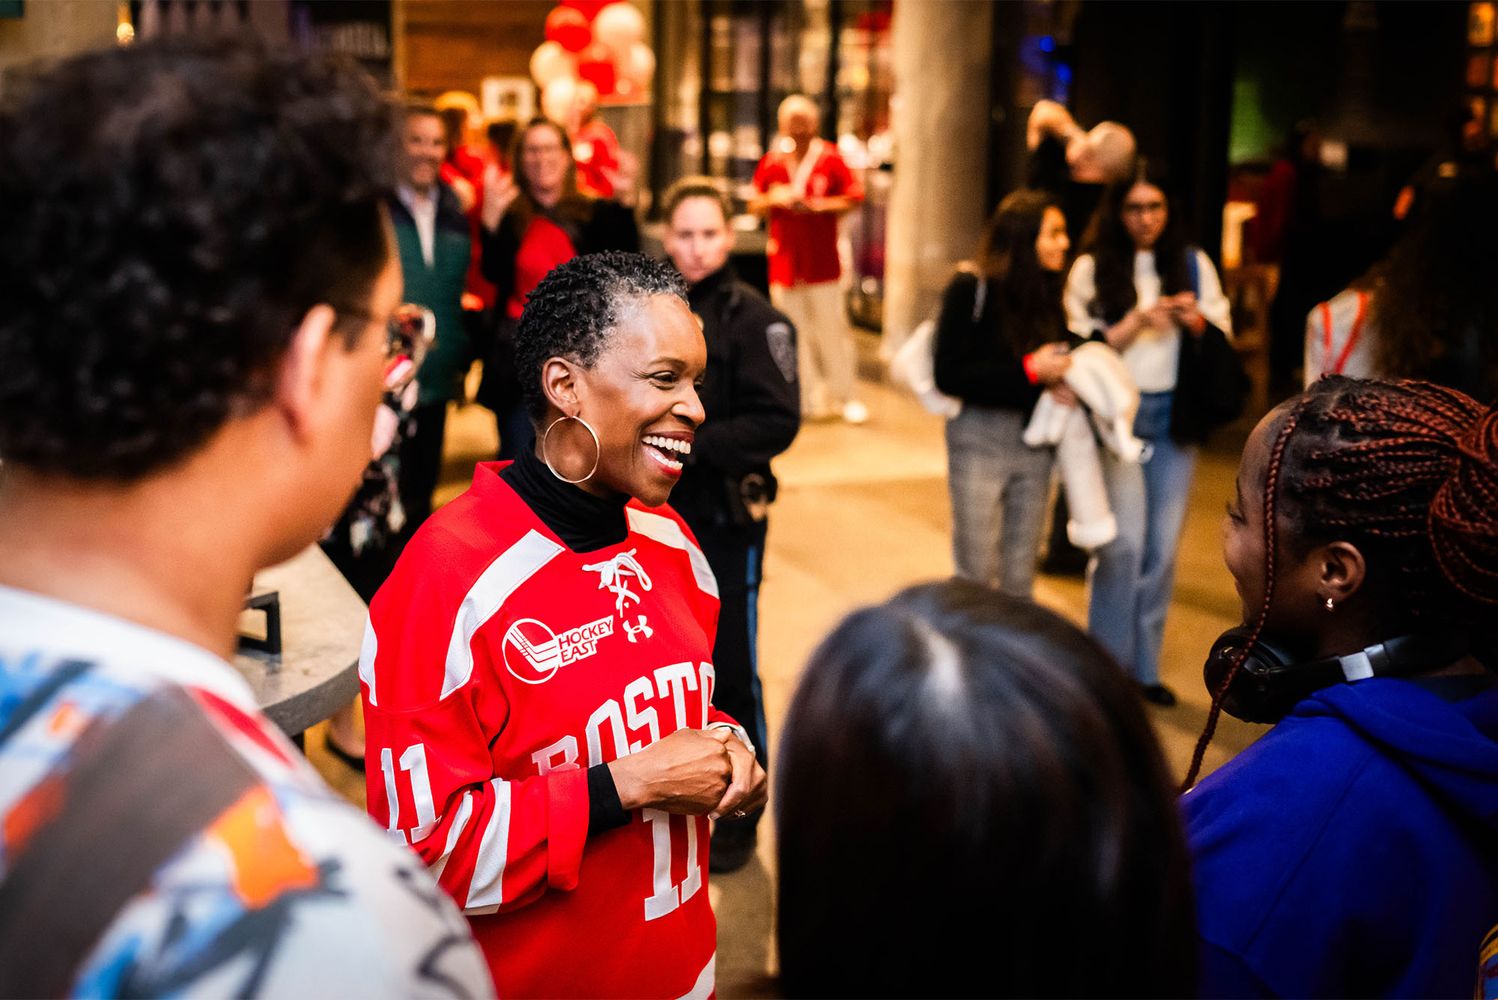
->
[1320,290,1368,376]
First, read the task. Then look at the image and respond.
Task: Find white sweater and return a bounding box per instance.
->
[1063,248,1233,393]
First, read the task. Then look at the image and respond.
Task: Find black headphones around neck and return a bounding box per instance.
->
[1202,626,1471,724]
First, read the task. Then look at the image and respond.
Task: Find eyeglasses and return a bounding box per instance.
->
[337,302,435,394]
[1122,200,1167,216]
[383,304,435,393]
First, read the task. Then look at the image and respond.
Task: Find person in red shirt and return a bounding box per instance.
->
[436,91,497,314]
[751,95,867,423]
[363,251,765,998]
[570,82,622,200]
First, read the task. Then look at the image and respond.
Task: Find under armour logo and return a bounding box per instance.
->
[582,549,654,617]
[624,616,654,643]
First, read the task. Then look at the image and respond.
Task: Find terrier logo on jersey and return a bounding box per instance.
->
[502,615,614,684]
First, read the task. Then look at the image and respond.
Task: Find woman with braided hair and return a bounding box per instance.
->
[1184,376,1498,998]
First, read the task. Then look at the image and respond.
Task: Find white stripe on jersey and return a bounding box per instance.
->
[676,953,716,1000]
[429,789,475,883]
[358,614,379,706]
[442,529,564,700]
[466,777,512,912]
[625,509,720,599]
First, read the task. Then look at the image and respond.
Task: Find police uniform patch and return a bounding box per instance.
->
[765,321,796,383]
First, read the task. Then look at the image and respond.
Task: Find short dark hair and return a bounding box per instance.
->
[514,252,687,421]
[776,580,1196,997]
[661,176,731,225]
[0,36,398,480]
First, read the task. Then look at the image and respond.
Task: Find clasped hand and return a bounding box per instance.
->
[608,727,768,819]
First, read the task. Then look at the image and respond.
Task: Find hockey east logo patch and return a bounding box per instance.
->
[503,615,614,684]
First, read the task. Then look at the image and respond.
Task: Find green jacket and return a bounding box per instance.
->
[388,186,472,406]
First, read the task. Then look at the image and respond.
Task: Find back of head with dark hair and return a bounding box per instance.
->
[976,187,1066,354]
[1361,173,1498,399]
[1084,157,1191,325]
[0,36,398,480]
[514,252,687,421]
[776,580,1196,998]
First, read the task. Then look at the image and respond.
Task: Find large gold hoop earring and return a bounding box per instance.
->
[540,414,601,485]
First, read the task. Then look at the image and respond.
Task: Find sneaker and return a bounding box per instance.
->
[1138,683,1178,708]
[841,400,870,425]
[709,815,759,874]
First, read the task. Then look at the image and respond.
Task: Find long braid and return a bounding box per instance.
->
[1182,402,1304,792]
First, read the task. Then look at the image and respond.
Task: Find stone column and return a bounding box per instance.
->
[882,0,992,357]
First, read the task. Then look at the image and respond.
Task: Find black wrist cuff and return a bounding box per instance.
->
[587,763,630,837]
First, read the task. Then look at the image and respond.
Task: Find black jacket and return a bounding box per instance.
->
[933,270,1064,416]
[670,266,801,531]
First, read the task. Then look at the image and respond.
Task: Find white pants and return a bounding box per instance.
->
[771,280,855,415]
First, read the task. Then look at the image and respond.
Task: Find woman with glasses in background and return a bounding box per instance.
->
[476,117,639,460]
[1063,158,1233,706]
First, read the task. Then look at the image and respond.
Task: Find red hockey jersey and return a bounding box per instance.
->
[361,462,729,998]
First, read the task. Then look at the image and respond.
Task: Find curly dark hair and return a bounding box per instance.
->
[514,252,687,421]
[778,580,1196,997]
[0,36,398,480]
[1082,157,1193,325]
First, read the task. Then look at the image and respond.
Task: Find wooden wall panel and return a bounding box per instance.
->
[401,0,551,98]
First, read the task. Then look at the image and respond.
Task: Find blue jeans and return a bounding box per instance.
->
[946,406,1055,597]
[1087,391,1197,685]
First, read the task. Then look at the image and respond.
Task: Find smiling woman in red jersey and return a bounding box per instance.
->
[360,251,766,999]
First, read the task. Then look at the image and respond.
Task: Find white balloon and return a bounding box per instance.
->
[542,77,580,127]
[530,41,577,88]
[592,2,645,56]
[622,41,655,88]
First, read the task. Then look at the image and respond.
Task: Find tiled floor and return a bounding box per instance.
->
[304,350,1270,996]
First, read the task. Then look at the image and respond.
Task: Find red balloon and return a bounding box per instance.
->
[577,47,617,96]
[561,0,610,21]
[545,6,592,53]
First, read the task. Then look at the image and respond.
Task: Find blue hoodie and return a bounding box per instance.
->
[1184,675,1498,998]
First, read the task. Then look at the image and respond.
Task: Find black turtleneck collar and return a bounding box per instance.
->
[687,264,735,311]
[500,444,628,552]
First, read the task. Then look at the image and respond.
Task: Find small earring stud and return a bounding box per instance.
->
[1324,597,1335,612]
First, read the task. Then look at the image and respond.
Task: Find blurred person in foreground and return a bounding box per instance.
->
[751,94,867,424]
[776,580,1195,997]
[661,177,801,872]
[361,252,766,997]
[0,37,488,997]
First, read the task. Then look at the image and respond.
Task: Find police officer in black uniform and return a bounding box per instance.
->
[661,177,801,873]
